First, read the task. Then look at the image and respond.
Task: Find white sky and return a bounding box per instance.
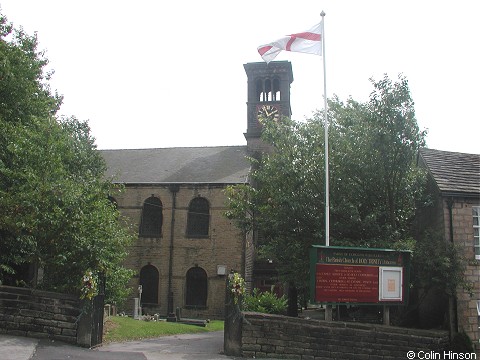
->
[1,0,479,154]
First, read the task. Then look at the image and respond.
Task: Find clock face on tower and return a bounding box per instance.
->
[257,104,280,121]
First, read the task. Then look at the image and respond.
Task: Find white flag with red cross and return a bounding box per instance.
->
[257,21,323,63]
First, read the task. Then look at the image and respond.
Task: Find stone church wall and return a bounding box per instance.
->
[114,183,245,319]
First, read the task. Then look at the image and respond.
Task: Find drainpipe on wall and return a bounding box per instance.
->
[446,197,458,339]
[167,184,180,321]
[447,198,454,243]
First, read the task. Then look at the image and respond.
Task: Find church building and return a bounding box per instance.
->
[100,61,294,319]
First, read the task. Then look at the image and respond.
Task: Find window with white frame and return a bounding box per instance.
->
[473,206,480,260]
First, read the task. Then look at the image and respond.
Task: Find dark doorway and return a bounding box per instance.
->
[185,267,207,307]
[139,264,159,305]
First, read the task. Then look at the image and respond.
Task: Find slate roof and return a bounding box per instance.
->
[419,148,480,196]
[100,146,250,184]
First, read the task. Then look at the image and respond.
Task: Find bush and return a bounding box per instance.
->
[243,288,287,315]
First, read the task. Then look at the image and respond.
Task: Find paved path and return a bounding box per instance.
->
[100,331,235,360]
[0,334,38,360]
[0,331,239,360]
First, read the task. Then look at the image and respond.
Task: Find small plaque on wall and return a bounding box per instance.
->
[217,265,227,276]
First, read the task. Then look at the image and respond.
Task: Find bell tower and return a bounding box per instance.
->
[242,62,294,296]
[244,61,294,153]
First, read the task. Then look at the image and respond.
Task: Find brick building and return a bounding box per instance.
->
[100,61,294,319]
[417,148,480,346]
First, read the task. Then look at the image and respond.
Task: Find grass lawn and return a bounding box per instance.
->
[103,316,224,343]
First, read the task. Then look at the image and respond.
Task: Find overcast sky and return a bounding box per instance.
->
[1,0,479,154]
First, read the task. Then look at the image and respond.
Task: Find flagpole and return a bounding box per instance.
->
[320,11,333,322]
[321,11,329,247]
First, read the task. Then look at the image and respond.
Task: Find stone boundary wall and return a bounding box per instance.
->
[241,312,449,359]
[0,285,81,344]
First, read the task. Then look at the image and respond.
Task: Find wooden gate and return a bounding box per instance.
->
[90,274,105,347]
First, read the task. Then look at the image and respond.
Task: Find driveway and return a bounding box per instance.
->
[0,331,239,360]
[99,331,234,360]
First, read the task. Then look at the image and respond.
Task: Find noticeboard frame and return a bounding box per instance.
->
[309,245,411,306]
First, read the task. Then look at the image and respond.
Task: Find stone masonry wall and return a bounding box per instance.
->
[0,285,81,344]
[241,312,449,359]
[447,198,480,350]
[416,185,480,349]
[115,183,245,319]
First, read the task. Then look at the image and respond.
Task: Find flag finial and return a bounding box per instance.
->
[321,10,326,17]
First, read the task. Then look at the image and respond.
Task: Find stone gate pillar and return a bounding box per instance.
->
[223,273,242,357]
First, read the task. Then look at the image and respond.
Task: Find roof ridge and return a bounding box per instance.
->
[420,147,480,157]
[99,145,247,151]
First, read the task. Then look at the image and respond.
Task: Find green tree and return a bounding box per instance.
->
[226,74,427,298]
[0,11,134,304]
[327,75,427,246]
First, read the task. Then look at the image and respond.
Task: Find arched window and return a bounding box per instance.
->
[273,78,281,100]
[256,77,282,102]
[185,267,207,307]
[139,196,163,237]
[186,197,210,237]
[256,79,264,101]
[139,264,159,305]
[264,79,272,101]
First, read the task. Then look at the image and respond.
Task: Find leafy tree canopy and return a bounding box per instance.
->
[226,74,428,288]
[0,11,134,304]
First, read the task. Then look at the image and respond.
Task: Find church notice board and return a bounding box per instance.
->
[309,246,411,305]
